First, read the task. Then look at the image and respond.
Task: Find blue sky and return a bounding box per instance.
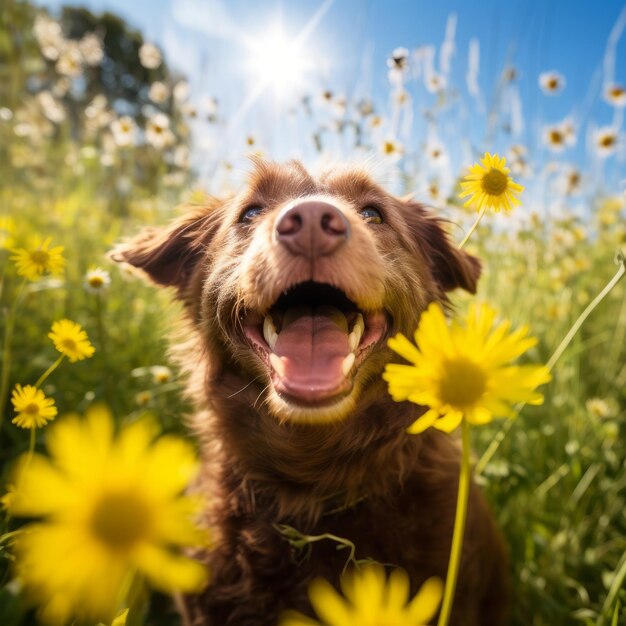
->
[35,0,626,194]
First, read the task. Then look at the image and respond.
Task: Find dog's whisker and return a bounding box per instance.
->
[253,383,272,409]
[227,375,263,399]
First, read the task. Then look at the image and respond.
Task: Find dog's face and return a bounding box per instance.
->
[114,160,480,425]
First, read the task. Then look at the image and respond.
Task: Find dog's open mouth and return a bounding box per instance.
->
[242,281,389,406]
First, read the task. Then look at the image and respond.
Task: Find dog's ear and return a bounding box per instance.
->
[110,205,220,289]
[401,201,481,294]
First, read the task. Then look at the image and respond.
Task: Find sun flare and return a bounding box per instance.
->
[244,23,315,96]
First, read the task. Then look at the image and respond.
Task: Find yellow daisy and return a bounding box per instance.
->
[48,319,95,362]
[9,237,65,281]
[8,405,208,625]
[383,302,551,434]
[459,152,524,212]
[279,565,443,626]
[11,384,57,429]
[0,216,16,249]
[1,484,17,510]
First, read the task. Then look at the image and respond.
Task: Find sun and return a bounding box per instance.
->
[244,22,314,96]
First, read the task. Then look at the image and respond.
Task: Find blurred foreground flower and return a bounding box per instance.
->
[11,384,57,429]
[48,319,95,362]
[9,237,65,281]
[7,405,208,624]
[459,152,523,212]
[0,216,16,249]
[279,565,442,626]
[384,302,551,434]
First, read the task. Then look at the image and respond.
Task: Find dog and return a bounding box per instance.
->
[113,159,510,626]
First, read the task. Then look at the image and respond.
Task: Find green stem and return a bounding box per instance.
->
[10,427,38,520]
[24,427,36,471]
[475,253,626,476]
[95,293,112,406]
[597,548,626,626]
[437,420,472,626]
[34,354,65,389]
[458,207,486,249]
[0,279,26,431]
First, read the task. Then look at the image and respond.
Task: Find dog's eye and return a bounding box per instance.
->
[359,206,383,224]
[240,206,265,222]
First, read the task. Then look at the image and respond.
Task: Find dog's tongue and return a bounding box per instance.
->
[273,306,351,400]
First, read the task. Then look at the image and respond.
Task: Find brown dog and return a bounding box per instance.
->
[113,159,509,626]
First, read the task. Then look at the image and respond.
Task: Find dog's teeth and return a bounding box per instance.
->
[348,331,358,352]
[341,353,356,376]
[263,315,278,350]
[350,313,364,349]
[269,353,285,377]
[316,306,348,332]
[353,313,365,337]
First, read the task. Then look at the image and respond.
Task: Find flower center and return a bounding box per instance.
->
[91,492,151,550]
[24,402,40,415]
[30,250,50,266]
[62,338,77,351]
[600,134,616,148]
[549,130,563,145]
[481,169,508,196]
[88,276,104,287]
[439,357,487,407]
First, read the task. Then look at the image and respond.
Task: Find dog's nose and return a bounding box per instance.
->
[275,201,350,258]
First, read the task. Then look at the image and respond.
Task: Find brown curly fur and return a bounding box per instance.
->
[112,159,510,626]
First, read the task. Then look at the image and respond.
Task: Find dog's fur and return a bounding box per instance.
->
[113,160,510,626]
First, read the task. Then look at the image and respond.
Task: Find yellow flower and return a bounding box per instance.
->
[459,152,524,212]
[111,608,130,626]
[9,237,65,281]
[1,484,17,510]
[383,302,551,434]
[279,565,443,626]
[11,384,57,429]
[8,405,208,625]
[0,216,16,249]
[48,319,95,362]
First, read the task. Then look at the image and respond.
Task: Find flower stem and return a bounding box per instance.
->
[475,252,626,476]
[0,279,26,431]
[437,420,472,626]
[24,427,36,471]
[458,207,486,249]
[11,427,38,513]
[34,354,65,389]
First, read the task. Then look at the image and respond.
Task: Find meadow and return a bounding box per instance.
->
[0,2,625,625]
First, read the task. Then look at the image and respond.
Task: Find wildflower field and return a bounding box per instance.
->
[0,1,625,625]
